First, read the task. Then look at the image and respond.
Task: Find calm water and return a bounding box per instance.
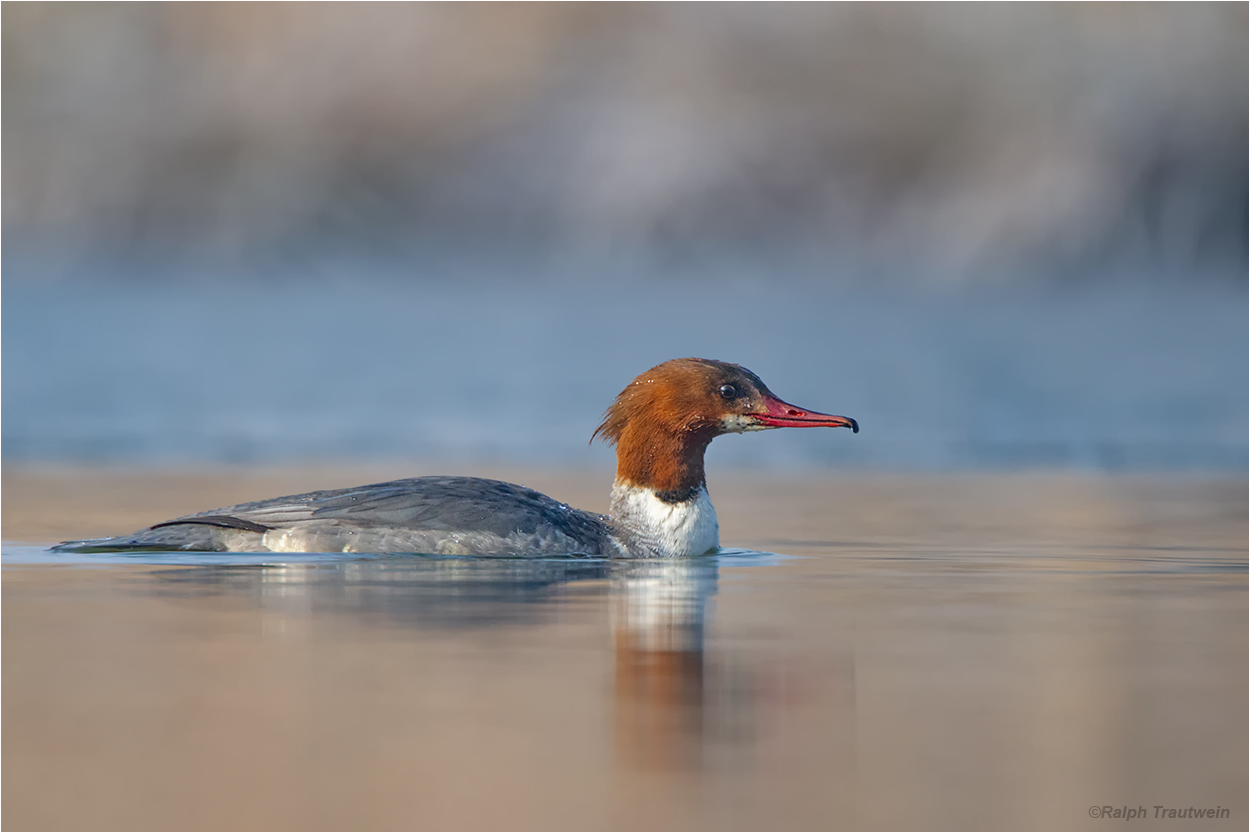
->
[3,472,1245,829]
[4,280,1245,470]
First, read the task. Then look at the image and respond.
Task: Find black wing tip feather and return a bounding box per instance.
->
[50,541,182,554]
[149,515,271,534]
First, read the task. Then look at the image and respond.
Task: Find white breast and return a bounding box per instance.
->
[609,481,720,558]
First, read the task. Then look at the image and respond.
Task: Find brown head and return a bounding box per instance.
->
[593,358,858,496]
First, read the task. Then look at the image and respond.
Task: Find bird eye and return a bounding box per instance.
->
[718,384,737,399]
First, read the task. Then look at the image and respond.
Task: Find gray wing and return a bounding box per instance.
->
[207,476,606,534]
[53,476,617,555]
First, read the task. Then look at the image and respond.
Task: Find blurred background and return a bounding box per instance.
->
[3,2,1246,471]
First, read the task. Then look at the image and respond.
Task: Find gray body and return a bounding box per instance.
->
[53,476,629,557]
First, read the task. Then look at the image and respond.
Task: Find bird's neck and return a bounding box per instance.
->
[609,480,720,558]
[607,422,721,557]
[613,421,713,497]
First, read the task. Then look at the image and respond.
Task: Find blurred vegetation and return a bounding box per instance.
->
[3,3,1246,282]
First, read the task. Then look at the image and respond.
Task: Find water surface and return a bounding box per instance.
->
[3,470,1245,829]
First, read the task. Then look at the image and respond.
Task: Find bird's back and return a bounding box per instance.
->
[53,476,622,556]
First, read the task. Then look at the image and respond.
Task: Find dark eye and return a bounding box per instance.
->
[718,384,737,400]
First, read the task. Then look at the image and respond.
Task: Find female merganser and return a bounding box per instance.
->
[53,358,858,558]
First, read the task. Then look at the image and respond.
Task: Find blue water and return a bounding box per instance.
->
[3,277,1245,470]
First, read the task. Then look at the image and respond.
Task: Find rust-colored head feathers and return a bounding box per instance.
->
[592,359,768,446]
[593,358,753,493]
[593,358,858,494]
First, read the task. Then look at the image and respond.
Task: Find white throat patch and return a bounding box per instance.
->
[609,481,719,558]
[720,414,770,433]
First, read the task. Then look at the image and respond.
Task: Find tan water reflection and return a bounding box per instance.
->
[3,471,1246,829]
[611,561,716,772]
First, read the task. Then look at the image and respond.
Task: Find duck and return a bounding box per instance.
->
[53,358,857,557]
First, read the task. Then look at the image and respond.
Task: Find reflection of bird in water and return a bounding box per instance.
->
[150,557,612,631]
[611,559,719,771]
[151,554,789,772]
